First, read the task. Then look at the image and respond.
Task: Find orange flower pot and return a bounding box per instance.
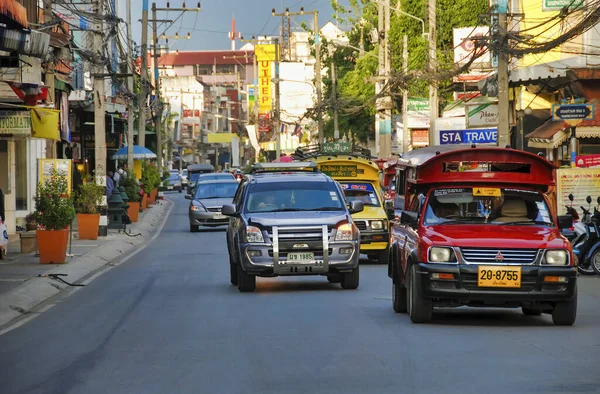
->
[37,229,69,264]
[77,213,100,240]
[128,201,140,222]
[141,193,148,210]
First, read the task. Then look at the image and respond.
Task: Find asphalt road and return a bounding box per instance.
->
[1,192,600,394]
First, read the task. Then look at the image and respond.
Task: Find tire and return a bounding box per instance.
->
[407,264,432,323]
[229,251,238,286]
[340,266,360,289]
[178,189,182,193]
[237,263,256,292]
[522,307,542,316]
[591,249,600,276]
[190,224,199,232]
[576,254,595,275]
[378,248,390,265]
[392,281,408,313]
[327,274,341,283]
[552,290,577,326]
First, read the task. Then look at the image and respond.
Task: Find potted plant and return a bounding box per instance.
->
[121,173,141,222]
[25,213,37,231]
[142,163,160,205]
[33,170,76,264]
[74,178,104,240]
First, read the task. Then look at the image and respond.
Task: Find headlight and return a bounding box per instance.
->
[335,223,354,241]
[544,250,568,265]
[191,203,205,212]
[429,247,454,263]
[370,220,385,230]
[245,226,264,243]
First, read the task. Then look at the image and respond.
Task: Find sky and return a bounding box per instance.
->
[126,0,346,52]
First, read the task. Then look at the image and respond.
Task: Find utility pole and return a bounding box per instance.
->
[313,11,324,145]
[381,0,392,158]
[43,0,55,159]
[93,0,107,236]
[151,2,163,173]
[497,11,510,147]
[331,59,339,140]
[139,0,149,148]
[274,38,281,161]
[375,1,384,157]
[126,0,135,171]
[402,34,409,155]
[179,88,183,170]
[428,0,438,146]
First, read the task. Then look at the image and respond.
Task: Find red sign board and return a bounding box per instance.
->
[576,154,600,167]
[411,129,429,146]
[183,110,200,118]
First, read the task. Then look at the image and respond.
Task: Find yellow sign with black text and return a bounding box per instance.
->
[473,187,501,197]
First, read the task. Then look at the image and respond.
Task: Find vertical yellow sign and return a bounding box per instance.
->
[38,159,73,195]
[255,44,276,114]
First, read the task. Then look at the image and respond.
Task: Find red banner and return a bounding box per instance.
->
[576,154,600,168]
[258,113,271,142]
[183,109,200,118]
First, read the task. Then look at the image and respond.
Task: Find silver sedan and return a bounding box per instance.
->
[186,179,240,232]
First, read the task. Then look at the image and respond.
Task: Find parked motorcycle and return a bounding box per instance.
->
[562,194,581,241]
[586,197,600,275]
[571,196,599,275]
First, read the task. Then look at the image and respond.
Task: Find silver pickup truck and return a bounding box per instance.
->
[223,162,364,292]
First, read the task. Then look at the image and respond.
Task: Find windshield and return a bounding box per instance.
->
[423,187,554,226]
[340,182,380,207]
[194,182,238,199]
[168,173,179,181]
[245,181,345,213]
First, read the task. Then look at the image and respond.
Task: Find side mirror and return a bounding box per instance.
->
[185,195,192,200]
[586,195,592,204]
[386,207,395,221]
[348,201,364,214]
[568,193,574,202]
[222,204,239,216]
[557,215,573,229]
[400,211,419,228]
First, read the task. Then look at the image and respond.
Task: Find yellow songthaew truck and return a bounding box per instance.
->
[294,143,391,264]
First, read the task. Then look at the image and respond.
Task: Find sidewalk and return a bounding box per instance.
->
[0,199,172,329]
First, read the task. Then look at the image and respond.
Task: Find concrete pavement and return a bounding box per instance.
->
[0,198,172,330]
[0,192,599,394]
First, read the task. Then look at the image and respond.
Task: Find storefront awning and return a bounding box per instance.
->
[526,118,569,149]
[0,0,28,28]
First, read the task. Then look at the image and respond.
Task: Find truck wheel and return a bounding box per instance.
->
[228,251,238,286]
[392,281,407,313]
[190,224,199,232]
[340,266,360,289]
[237,264,256,292]
[522,307,542,316]
[407,264,432,323]
[327,274,341,283]
[378,248,390,265]
[552,291,577,326]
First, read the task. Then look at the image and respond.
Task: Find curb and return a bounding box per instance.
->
[0,199,173,331]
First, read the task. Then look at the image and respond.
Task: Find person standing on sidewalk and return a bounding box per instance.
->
[112,168,121,187]
[106,172,115,197]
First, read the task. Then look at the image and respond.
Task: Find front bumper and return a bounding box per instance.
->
[359,231,389,251]
[239,240,360,276]
[414,263,577,306]
[189,210,228,226]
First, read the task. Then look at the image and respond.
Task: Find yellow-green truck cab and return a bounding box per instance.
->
[294,143,391,264]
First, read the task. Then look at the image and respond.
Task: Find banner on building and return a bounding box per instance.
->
[411,129,429,147]
[183,109,201,118]
[466,103,499,127]
[255,44,275,114]
[257,112,271,142]
[38,159,73,195]
[407,98,430,128]
[557,168,600,216]
[30,108,60,140]
[0,110,30,137]
[453,27,490,67]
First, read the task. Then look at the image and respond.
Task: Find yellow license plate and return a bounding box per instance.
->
[477,266,522,288]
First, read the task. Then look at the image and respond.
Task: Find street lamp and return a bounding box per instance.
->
[330,39,379,60]
[272,7,324,146]
[371,0,428,40]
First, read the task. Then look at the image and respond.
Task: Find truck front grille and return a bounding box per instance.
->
[460,248,539,265]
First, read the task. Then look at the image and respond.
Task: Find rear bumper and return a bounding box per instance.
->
[415,263,577,305]
[189,211,228,226]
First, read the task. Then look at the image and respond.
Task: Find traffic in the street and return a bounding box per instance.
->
[1,153,600,394]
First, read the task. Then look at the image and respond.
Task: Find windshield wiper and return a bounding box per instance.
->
[500,220,553,226]
[430,217,486,225]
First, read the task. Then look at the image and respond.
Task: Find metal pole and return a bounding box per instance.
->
[331,58,339,140]
[192,95,197,163]
[93,0,107,236]
[43,0,56,159]
[382,0,392,157]
[375,2,384,157]
[314,11,324,145]
[275,39,281,161]
[126,0,135,171]
[138,0,149,148]
[402,34,409,155]
[497,12,510,147]
[152,2,162,173]
[428,0,438,147]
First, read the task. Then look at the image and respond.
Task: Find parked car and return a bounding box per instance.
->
[223,162,364,292]
[185,179,240,232]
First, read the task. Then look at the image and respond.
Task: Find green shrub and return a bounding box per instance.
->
[141,162,161,191]
[34,170,76,230]
[74,178,104,214]
[120,172,140,202]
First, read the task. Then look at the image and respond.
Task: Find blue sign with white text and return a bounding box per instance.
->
[440,129,498,145]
